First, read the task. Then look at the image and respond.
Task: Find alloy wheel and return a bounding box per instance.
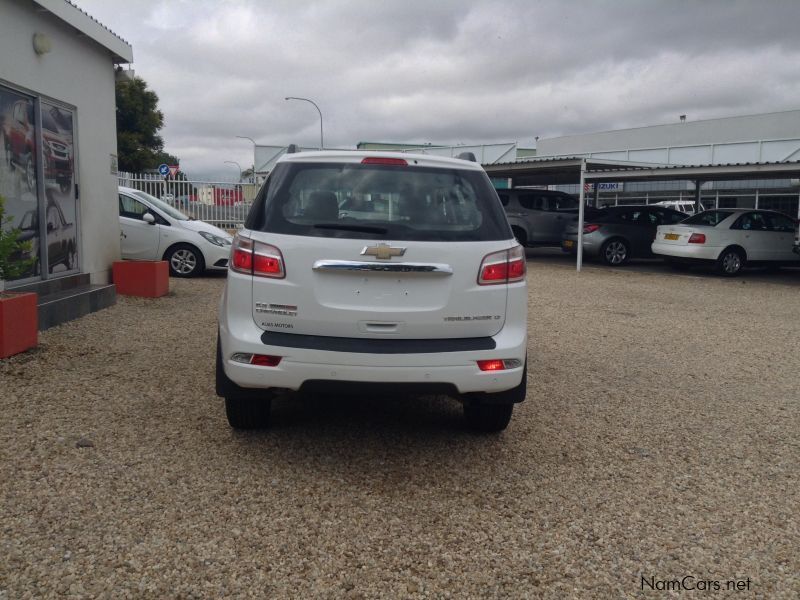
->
[170,249,197,275]
[605,241,628,265]
[722,252,742,274]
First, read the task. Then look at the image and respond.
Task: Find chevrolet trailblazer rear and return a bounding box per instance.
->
[217,151,528,432]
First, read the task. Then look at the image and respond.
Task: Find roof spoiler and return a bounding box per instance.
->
[456,151,477,162]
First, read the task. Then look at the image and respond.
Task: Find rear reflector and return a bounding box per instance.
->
[688,233,706,244]
[478,245,526,285]
[477,359,523,371]
[361,157,408,166]
[230,352,282,367]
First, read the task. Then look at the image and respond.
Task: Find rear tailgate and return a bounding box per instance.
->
[249,232,512,339]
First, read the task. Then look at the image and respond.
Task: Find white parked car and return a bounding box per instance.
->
[652,200,708,216]
[652,209,799,276]
[217,151,528,432]
[118,186,232,276]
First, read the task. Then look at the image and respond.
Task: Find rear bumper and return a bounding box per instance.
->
[651,241,720,261]
[561,233,601,256]
[218,280,528,396]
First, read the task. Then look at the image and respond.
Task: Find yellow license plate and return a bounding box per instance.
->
[664,233,680,240]
[563,240,574,248]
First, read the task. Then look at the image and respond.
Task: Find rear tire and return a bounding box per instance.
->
[511,226,527,247]
[464,403,514,433]
[216,335,271,429]
[462,362,526,432]
[600,238,630,266]
[716,247,745,277]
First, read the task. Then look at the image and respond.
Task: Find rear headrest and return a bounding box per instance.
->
[305,191,339,222]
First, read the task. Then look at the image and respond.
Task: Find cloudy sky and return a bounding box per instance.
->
[75,0,800,177]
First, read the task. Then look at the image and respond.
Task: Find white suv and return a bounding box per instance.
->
[217,151,528,432]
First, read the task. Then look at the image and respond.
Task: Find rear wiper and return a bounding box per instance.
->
[313,223,388,234]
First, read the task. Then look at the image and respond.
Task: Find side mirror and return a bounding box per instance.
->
[142,213,156,225]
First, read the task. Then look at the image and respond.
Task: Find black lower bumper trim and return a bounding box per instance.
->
[299,380,459,396]
[260,331,496,353]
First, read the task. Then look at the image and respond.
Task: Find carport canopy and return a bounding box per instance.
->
[483,157,800,271]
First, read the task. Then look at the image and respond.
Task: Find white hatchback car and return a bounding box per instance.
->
[217,151,528,432]
[118,186,233,276]
[652,209,799,276]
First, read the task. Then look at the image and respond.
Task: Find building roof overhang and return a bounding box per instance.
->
[33,0,133,63]
[483,156,800,186]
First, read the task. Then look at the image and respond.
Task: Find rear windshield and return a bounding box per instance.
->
[246,161,512,241]
[682,210,734,226]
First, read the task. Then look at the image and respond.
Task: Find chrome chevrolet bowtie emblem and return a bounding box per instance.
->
[361,243,406,260]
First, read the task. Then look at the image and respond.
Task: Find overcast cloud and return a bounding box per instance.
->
[75,0,800,177]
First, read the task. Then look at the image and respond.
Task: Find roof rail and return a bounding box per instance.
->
[456,151,477,162]
[286,144,299,154]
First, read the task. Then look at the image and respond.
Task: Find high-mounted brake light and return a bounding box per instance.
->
[688,233,706,244]
[230,233,286,278]
[478,245,526,285]
[361,157,408,166]
[583,223,601,234]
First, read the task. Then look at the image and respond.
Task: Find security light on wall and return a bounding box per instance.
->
[33,32,52,55]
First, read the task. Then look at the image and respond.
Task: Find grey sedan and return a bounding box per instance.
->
[561,205,686,265]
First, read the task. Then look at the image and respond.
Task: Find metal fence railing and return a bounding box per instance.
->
[596,190,800,217]
[118,172,259,229]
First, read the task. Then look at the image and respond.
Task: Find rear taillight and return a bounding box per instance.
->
[688,233,706,244]
[361,157,408,166]
[583,223,601,234]
[230,233,285,278]
[478,245,526,285]
[477,359,523,371]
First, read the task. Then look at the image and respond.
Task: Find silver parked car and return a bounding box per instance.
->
[498,189,587,246]
[561,205,686,265]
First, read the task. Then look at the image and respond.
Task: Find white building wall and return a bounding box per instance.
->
[0,0,126,284]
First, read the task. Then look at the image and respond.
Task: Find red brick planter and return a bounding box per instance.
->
[112,260,169,298]
[0,292,38,359]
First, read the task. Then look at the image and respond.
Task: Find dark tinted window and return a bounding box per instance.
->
[683,210,735,226]
[250,162,511,241]
[764,212,796,232]
[518,194,545,211]
[119,194,148,220]
[497,193,510,207]
[732,212,768,231]
[549,194,577,211]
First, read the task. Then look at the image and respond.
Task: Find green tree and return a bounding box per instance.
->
[0,195,35,283]
[115,76,179,173]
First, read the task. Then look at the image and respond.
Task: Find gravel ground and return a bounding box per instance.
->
[1,262,798,598]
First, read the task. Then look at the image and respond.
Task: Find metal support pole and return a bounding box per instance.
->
[593,185,600,208]
[694,180,702,213]
[577,159,587,272]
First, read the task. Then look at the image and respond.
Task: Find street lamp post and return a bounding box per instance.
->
[285,96,323,150]
[236,136,257,182]
[224,160,242,181]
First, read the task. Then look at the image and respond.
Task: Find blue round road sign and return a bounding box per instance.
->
[158,163,170,176]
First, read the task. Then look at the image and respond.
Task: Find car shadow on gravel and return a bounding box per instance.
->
[268,391,467,434]
[222,392,522,482]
